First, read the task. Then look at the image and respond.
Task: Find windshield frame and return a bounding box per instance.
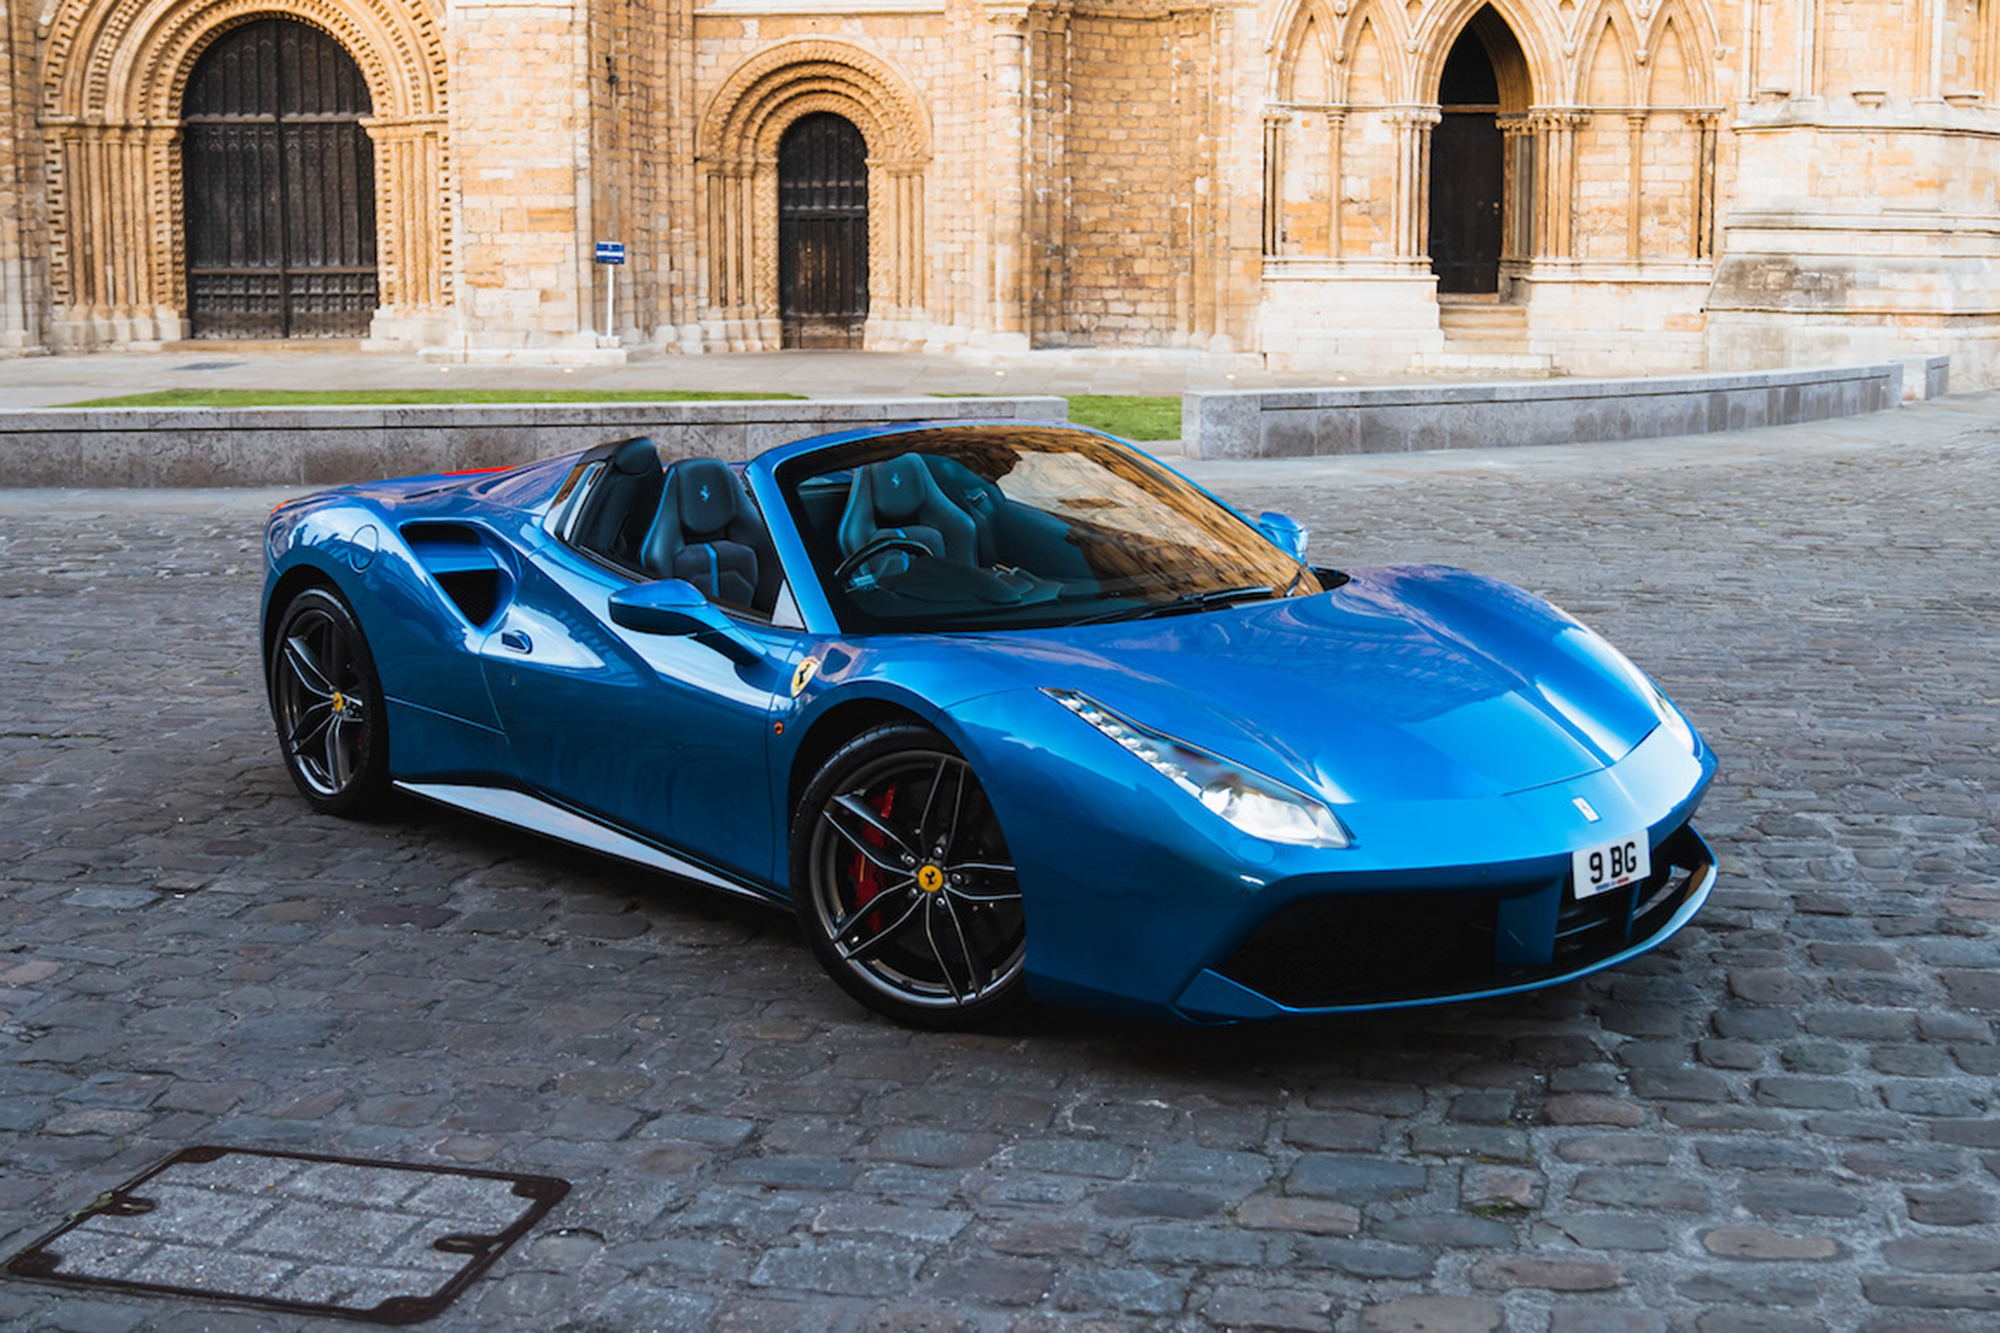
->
[768,424,1318,635]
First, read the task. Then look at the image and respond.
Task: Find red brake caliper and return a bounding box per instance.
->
[849,782,898,932]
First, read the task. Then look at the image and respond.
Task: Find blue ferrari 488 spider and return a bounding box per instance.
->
[262,421,1716,1027]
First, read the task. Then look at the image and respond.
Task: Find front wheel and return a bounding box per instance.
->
[267,586,389,816]
[792,723,1027,1028]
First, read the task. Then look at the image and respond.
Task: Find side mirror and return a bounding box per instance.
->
[1257,511,1310,562]
[609,580,763,666]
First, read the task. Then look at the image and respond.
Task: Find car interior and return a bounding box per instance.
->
[563,438,783,617]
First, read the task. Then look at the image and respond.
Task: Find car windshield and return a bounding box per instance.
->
[778,425,1323,632]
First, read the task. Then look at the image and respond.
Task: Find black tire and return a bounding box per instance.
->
[267,586,389,816]
[792,722,1028,1028]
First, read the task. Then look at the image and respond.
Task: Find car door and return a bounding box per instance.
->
[478,533,800,885]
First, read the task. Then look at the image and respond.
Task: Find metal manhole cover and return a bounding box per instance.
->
[3,1146,569,1325]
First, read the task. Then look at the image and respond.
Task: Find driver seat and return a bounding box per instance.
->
[640,458,779,611]
[836,454,978,573]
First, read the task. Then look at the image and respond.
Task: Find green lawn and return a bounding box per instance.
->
[60,388,802,408]
[1063,394,1182,441]
[61,386,1185,440]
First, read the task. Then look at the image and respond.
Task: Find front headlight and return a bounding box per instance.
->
[1649,684,1698,756]
[1044,689,1351,848]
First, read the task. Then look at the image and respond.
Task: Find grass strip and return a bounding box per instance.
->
[1063,395,1181,441]
[59,386,1184,441]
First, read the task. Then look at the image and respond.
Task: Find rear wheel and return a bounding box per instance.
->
[793,723,1027,1028]
[268,587,388,816]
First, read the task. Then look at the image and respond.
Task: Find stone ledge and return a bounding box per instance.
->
[0,396,1069,488]
[1183,361,1941,460]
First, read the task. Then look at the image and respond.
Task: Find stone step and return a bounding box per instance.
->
[1437,305,1528,332]
[1411,349,1559,375]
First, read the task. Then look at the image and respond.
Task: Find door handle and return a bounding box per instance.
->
[500,630,532,653]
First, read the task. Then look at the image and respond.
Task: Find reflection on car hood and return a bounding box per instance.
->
[948,564,1666,803]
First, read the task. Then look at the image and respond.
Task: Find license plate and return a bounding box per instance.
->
[1572,834,1650,900]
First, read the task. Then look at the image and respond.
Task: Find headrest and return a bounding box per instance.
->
[609,437,660,476]
[870,455,930,523]
[674,458,739,536]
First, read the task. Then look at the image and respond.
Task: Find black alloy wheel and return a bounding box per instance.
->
[268,587,388,815]
[793,723,1027,1027]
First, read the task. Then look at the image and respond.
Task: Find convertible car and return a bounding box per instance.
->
[262,420,1717,1027]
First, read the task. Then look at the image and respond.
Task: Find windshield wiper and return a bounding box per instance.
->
[1073,584,1277,625]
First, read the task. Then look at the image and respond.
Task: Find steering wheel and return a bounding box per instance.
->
[835,534,936,583]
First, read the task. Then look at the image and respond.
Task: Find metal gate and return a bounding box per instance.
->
[182,20,378,339]
[778,114,869,349]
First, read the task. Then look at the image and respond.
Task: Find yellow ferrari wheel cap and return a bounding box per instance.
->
[917,864,945,893]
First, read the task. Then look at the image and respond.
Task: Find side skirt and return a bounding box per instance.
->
[396,781,782,907]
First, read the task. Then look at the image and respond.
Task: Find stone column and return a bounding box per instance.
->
[1389,108,1440,260]
[1326,110,1346,259]
[1262,113,1284,256]
[1685,111,1719,261]
[48,121,176,346]
[1499,114,1534,260]
[1171,2,1216,343]
[984,1,1032,348]
[1626,112,1647,259]
[0,24,38,352]
[1531,109,1586,259]
[363,114,450,343]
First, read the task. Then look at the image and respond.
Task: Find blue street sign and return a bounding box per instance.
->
[595,241,626,265]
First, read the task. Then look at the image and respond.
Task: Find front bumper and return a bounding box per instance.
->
[944,692,1717,1026]
[1173,823,1716,1020]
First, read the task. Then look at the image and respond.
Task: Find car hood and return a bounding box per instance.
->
[937,565,1670,804]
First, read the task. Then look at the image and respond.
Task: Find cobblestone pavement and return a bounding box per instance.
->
[3,402,1998,1333]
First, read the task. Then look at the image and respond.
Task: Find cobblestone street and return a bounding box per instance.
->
[2,402,1998,1331]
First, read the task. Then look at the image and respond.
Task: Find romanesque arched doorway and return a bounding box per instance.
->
[1428,9,1530,295]
[698,41,930,352]
[182,19,378,339]
[778,113,870,349]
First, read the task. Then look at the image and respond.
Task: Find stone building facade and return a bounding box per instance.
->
[3,0,1998,383]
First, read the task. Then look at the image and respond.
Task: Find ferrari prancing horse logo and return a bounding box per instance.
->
[790,656,820,698]
[918,864,945,894]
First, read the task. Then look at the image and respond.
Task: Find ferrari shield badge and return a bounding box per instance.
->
[791,656,820,698]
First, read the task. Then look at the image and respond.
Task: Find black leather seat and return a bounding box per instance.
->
[836,454,977,573]
[640,458,780,611]
[570,437,663,568]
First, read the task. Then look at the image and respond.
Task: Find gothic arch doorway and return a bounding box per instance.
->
[1428,10,1529,294]
[778,113,869,349]
[182,19,378,339]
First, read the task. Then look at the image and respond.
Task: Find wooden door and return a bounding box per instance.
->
[182,20,378,339]
[778,114,869,349]
[1430,112,1503,294]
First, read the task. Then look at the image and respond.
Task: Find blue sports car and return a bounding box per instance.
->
[262,421,1717,1027]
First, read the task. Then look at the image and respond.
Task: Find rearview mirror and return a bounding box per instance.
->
[609,580,763,666]
[1257,511,1310,562]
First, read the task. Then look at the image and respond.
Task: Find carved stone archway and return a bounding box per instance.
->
[697,41,932,351]
[38,0,447,348]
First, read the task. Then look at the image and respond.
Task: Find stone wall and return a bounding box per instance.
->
[8,1,2000,385]
[1183,361,1926,461]
[0,395,1068,487]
